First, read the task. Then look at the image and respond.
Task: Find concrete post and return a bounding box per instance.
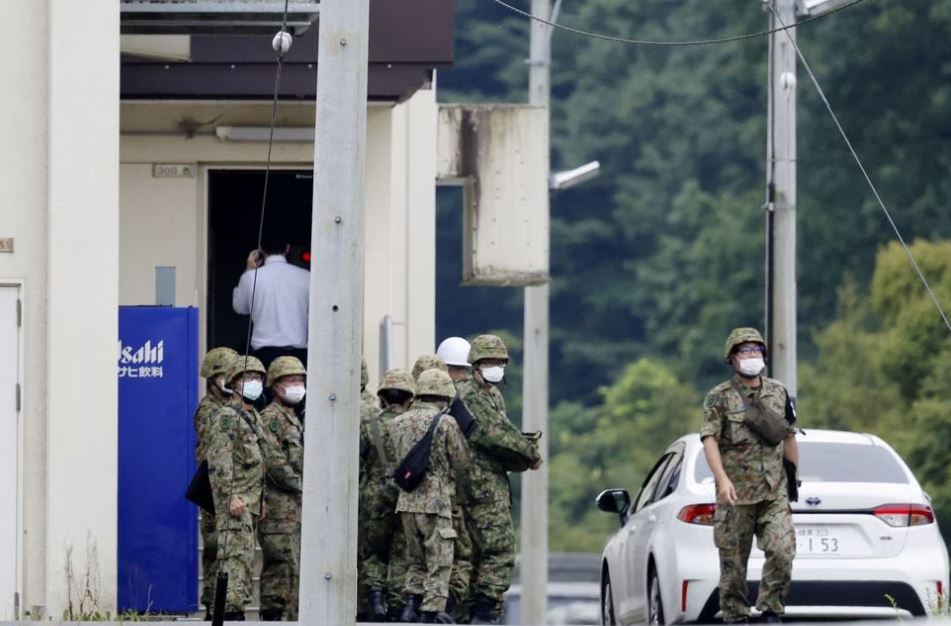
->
[520,0,552,623]
[765,0,798,397]
[298,0,370,623]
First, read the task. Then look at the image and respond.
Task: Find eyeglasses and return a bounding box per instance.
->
[735,346,764,357]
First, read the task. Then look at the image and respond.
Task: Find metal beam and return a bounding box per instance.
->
[120,1,319,34]
[298,0,370,623]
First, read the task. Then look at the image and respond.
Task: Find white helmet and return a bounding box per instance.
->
[436,336,472,367]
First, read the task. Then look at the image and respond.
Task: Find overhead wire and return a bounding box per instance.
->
[216,2,292,617]
[490,0,868,47]
[765,3,951,335]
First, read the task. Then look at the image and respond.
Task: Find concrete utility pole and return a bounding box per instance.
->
[298,0,370,623]
[765,0,798,398]
[520,0,552,623]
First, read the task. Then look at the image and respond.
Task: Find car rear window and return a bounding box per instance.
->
[694,441,909,484]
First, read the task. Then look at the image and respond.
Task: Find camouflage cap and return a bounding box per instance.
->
[468,334,509,364]
[266,355,307,387]
[723,327,767,362]
[361,357,369,388]
[416,368,456,399]
[412,354,448,381]
[378,368,417,396]
[226,355,267,383]
[201,347,239,379]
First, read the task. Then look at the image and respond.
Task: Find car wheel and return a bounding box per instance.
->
[648,567,665,625]
[602,569,618,626]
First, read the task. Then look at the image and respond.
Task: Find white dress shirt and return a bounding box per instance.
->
[232,255,310,349]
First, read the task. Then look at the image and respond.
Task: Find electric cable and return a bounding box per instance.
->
[490,0,868,47]
[213,3,292,623]
[766,2,951,335]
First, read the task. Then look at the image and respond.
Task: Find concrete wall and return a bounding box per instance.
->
[0,0,120,618]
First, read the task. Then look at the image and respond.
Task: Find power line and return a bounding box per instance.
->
[766,3,951,335]
[490,0,868,47]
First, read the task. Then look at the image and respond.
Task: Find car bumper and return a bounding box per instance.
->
[674,555,946,622]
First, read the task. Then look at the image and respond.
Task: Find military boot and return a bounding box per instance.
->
[368,587,388,622]
[400,595,422,623]
[470,594,498,625]
[222,611,245,621]
[259,608,283,621]
[420,610,455,623]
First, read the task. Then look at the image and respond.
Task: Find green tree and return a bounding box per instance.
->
[549,358,701,551]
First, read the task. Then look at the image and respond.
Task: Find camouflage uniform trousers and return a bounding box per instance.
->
[200,513,218,610]
[468,497,515,606]
[713,495,796,622]
[449,504,474,622]
[214,512,257,613]
[358,482,409,610]
[402,512,457,612]
[258,525,301,619]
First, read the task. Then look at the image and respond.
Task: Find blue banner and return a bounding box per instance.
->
[118,307,199,613]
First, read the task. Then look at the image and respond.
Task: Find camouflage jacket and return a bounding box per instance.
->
[700,375,796,505]
[206,397,265,526]
[457,377,541,502]
[361,403,405,485]
[194,392,227,462]
[258,400,304,531]
[389,401,470,518]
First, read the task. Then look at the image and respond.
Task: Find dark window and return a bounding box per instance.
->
[693,442,909,484]
[633,454,673,513]
[654,457,683,502]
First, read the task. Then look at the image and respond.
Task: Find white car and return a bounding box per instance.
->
[596,429,950,624]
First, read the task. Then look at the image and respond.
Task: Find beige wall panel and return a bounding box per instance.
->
[0,0,49,616]
[46,0,120,615]
[119,164,200,307]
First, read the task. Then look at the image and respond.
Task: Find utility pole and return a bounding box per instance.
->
[298,0,370,623]
[765,0,797,398]
[520,0,552,623]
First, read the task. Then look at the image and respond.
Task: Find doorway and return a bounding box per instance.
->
[206,169,314,352]
[0,285,20,620]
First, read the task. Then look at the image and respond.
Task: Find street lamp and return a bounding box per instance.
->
[549,160,601,192]
[795,0,854,17]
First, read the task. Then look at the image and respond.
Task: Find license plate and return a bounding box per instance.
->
[796,526,841,554]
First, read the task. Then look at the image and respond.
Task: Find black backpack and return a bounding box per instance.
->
[392,411,446,492]
[186,460,215,514]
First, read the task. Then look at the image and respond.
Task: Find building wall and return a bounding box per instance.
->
[0,1,49,618]
[0,0,120,618]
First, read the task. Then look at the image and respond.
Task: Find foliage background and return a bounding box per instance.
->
[433,0,951,552]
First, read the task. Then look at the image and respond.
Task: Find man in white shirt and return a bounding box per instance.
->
[232,239,310,371]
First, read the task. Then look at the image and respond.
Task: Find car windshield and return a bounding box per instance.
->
[694,441,909,484]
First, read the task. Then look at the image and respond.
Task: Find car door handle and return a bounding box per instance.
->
[648,514,657,523]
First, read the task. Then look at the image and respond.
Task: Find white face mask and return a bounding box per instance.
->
[480,365,505,384]
[737,357,765,378]
[282,385,306,405]
[216,376,233,395]
[240,379,264,402]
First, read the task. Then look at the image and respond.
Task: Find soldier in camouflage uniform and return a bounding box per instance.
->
[436,337,477,623]
[412,353,449,380]
[194,347,239,617]
[701,328,799,624]
[391,369,471,624]
[458,335,543,624]
[257,357,307,620]
[362,357,379,420]
[205,356,269,620]
[358,369,417,621]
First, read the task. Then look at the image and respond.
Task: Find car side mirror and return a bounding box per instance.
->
[596,489,631,526]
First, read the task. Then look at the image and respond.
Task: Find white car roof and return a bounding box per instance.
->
[674,428,887,449]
